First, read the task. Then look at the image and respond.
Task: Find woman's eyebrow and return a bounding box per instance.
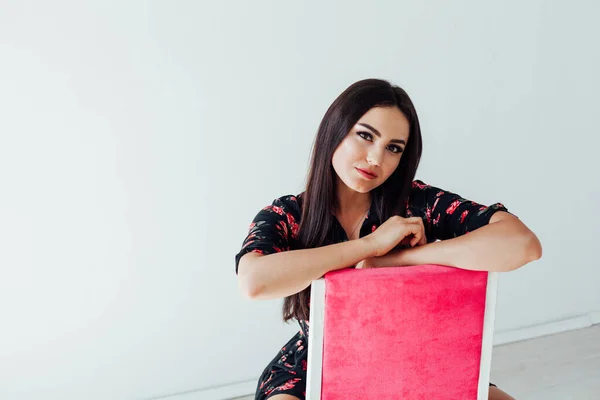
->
[357,122,406,145]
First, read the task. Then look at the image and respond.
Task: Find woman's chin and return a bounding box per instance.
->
[349,181,376,193]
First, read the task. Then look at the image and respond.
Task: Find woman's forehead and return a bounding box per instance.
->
[356,107,410,140]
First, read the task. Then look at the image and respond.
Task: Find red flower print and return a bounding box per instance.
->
[425,206,432,222]
[302,360,307,371]
[432,197,440,213]
[277,220,288,236]
[276,378,302,391]
[371,224,377,233]
[433,213,440,225]
[286,213,299,239]
[446,200,461,215]
[460,210,469,223]
[435,190,444,197]
[260,372,274,389]
[286,212,297,224]
[271,205,284,215]
[412,181,428,189]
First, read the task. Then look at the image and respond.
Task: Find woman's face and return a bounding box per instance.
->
[332,106,410,193]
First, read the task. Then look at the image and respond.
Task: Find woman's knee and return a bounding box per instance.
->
[489,385,516,400]
[265,395,302,400]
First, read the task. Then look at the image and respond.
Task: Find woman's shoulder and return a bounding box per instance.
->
[275,192,304,204]
[266,192,304,219]
[407,179,447,210]
[410,179,447,194]
[411,179,432,189]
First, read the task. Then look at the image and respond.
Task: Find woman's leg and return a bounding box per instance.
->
[489,385,516,400]
[266,395,302,400]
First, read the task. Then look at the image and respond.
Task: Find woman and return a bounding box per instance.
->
[235,78,541,400]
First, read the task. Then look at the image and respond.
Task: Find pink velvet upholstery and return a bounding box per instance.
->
[320,265,488,399]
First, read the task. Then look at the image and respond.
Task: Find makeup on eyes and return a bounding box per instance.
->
[356,131,404,154]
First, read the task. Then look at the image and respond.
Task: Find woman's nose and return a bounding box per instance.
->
[367,148,383,166]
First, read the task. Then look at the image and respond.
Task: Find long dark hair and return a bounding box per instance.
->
[282,78,423,322]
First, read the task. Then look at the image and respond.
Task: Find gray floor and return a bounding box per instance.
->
[490,324,600,399]
[232,325,600,399]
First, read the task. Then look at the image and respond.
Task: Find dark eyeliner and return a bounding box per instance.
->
[357,131,372,140]
[357,130,403,154]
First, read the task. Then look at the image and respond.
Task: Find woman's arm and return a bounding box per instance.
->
[239,215,428,300]
[238,237,375,300]
[367,212,542,272]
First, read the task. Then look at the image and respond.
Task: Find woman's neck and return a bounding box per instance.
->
[335,181,371,219]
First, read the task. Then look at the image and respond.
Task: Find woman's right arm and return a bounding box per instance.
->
[238,215,425,300]
[237,238,376,300]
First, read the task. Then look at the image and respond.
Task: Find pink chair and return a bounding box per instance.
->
[307,265,498,400]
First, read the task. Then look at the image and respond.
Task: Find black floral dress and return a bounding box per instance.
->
[235,180,508,400]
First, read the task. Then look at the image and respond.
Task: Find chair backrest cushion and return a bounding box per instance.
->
[320,265,488,400]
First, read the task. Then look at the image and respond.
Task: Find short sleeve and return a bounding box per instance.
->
[234,195,301,274]
[408,180,511,241]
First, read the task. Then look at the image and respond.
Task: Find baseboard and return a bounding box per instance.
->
[493,314,594,346]
[149,379,256,400]
[589,311,600,325]
[164,310,600,400]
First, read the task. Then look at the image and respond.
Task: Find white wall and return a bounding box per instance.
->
[0,1,598,399]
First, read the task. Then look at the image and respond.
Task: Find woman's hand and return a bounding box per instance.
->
[363,216,426,257]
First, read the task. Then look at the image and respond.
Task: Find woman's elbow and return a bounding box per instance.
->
[239,273,265,299]
[525,229,543,262]
[237,256,262,299]
[238,275,259,299]
[507,230,542,272]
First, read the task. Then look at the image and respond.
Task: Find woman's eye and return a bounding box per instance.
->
[388,145,403,154]
[358,131,403,154]
[357,131,372,141]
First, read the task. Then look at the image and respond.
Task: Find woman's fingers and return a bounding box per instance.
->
[405,218,426,247]
[416,219,427,246]
[368,215,427,256]
[409,228,423,247]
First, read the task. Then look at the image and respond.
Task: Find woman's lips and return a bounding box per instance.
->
[356,167,377,179]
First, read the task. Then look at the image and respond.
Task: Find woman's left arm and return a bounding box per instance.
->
[371,211,542,272]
